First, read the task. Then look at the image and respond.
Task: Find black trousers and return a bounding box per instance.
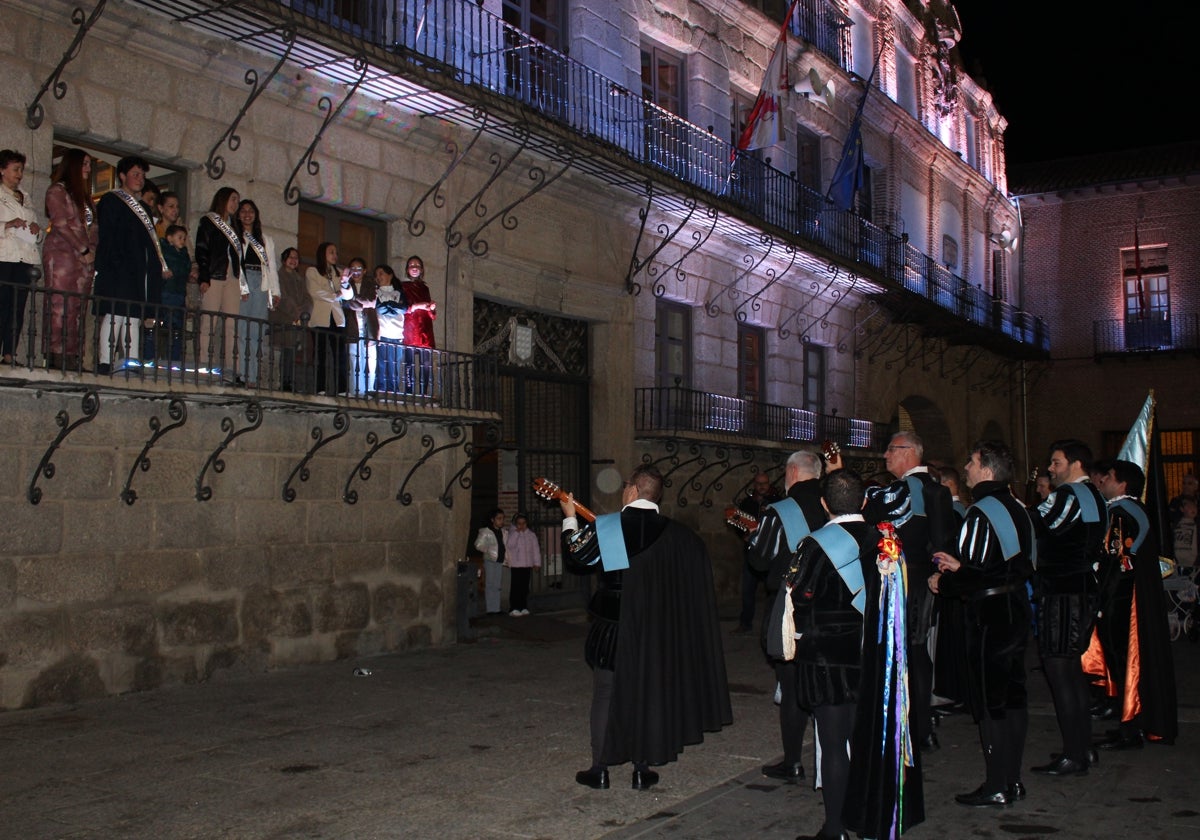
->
[0,261,34,357]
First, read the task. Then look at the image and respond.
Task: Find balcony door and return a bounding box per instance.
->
[1123,244,1171,349]
[641,43,688,180]
[502,0,568,118]
[655,300,691,428]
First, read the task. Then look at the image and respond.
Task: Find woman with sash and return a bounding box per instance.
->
[234,199,280,387]
[194,186,241,379]
[41,148,97,370]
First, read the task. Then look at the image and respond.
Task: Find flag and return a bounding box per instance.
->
[825,48,881,212]
[735,1,801,153]
[1134,220,1147,319]
[1117,390,1174,568]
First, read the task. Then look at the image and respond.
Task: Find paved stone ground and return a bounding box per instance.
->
[1,605,1197,839]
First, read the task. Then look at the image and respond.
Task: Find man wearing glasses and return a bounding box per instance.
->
[830,431,954,755]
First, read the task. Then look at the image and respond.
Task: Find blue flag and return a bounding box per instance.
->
[827,115,864,211]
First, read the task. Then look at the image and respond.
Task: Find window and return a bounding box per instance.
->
[802,343,825,416]
[641,42,687,179]
[942,234,959,270]
[1121,243,1171,349]
[894,46,917,120]
[297,201,386,276]
[737,325,765,401]
[502,0,567,117]
[655,300,691,390]
[795,125,821,192]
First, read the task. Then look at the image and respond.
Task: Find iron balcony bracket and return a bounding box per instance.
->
[397,423,466,506]
[445,124,531,249]
[284,52,369,205]
[196,402,264,501]
[465,145,576,258]
[653,203,718,298]
[26,1,108,130]
[282,410,350,502]
[406,110,489,238]
[206,26,298,179]
[28,389,100,505]
[121,398,187,505]
[439,423,500,509]
[343,416,408,504]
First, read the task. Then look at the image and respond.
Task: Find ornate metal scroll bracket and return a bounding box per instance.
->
[697,448,759,508]
[26,1,108,129]
[672,446,733,508]
[439,424,500,508]
[626,183,705,297]
[797,274,860,345]
[651,202,718,298]
[445,125,531,249]
[122,398,187,505]
[206,27,297,179]
[28,390,100,504]
[778,265,841,341]
[839,300,882,356]
[196,402,264,501]
[732,243,797,323]
[282,410,350,502]
[343,417,409,504]
[705,234,773,318]
[406,110,488,237]
[465,146,576,257]
[284,53,369,205]
[397,423,466,505]
[644,440,705,493]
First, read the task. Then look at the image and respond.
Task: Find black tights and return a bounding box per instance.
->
[1041,656,1091,762]
[814,703,856,837]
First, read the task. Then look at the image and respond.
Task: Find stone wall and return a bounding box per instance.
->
[0,387,466,709]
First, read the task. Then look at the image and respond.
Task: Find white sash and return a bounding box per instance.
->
[240,231,269,297]
[114,189,167,273]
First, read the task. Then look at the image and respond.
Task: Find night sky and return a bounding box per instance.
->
[952,3,1193,166]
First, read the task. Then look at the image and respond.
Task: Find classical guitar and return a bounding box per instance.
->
[821,439,841,465]
[724,505,758,534]
[532,477,598,523]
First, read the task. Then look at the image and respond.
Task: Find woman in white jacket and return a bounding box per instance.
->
[474,508,507,615]
[0,149,43,364]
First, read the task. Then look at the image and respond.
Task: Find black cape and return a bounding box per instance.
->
[599,515,733,766]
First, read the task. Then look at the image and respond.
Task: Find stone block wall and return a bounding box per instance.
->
[0,388,466,709]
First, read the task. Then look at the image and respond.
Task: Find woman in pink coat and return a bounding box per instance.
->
[42,148,97,369]
[504,512,542,616]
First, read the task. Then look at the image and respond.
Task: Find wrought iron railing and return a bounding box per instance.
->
[1093,313,1200,356]
[634,385,891,451]
[273,0,1045,352]
[0,278,500,413]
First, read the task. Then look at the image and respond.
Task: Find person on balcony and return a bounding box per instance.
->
[0,148,43,366]
[234,199,280,387]
[304,241,355,396]
[194,186,242,378]
[400,254,436,396]
[92,155,163,375]
[41,148,96,371]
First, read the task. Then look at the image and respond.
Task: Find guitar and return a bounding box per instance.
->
[821,439,841,465]
[532,477,598,523]
[724,506,759,534]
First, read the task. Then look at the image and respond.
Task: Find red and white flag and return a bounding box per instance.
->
[736,1,800,153]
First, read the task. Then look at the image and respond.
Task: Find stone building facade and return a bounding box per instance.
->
[0,0,1041,708]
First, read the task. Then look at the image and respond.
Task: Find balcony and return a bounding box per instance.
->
[0,279,500,418]
[127,0,1047,359]
[634,385,891,452]
[1093,313,1200,358]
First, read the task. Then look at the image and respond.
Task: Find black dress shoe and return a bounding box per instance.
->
[575,767,609,789]
[762,760,806,781]
[920,732,940,752]
[1007,781,1027,801]
[631,768,659,790]
[1030,756,1088,776]
[1095,732,1143,751]
[1051,748,1099,767]
[1090,702,1117,721]
[955,785,1011,807]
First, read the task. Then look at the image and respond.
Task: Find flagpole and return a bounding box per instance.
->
[824,46,882,211]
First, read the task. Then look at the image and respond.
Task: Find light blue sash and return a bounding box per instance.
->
[811,523,866,615]
[1110,498,1150,554]
[905,475,926,517]
[1062,482,1102,523]
[769,497,813,550]
[594,513,630,571]
[952,499,967,519]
